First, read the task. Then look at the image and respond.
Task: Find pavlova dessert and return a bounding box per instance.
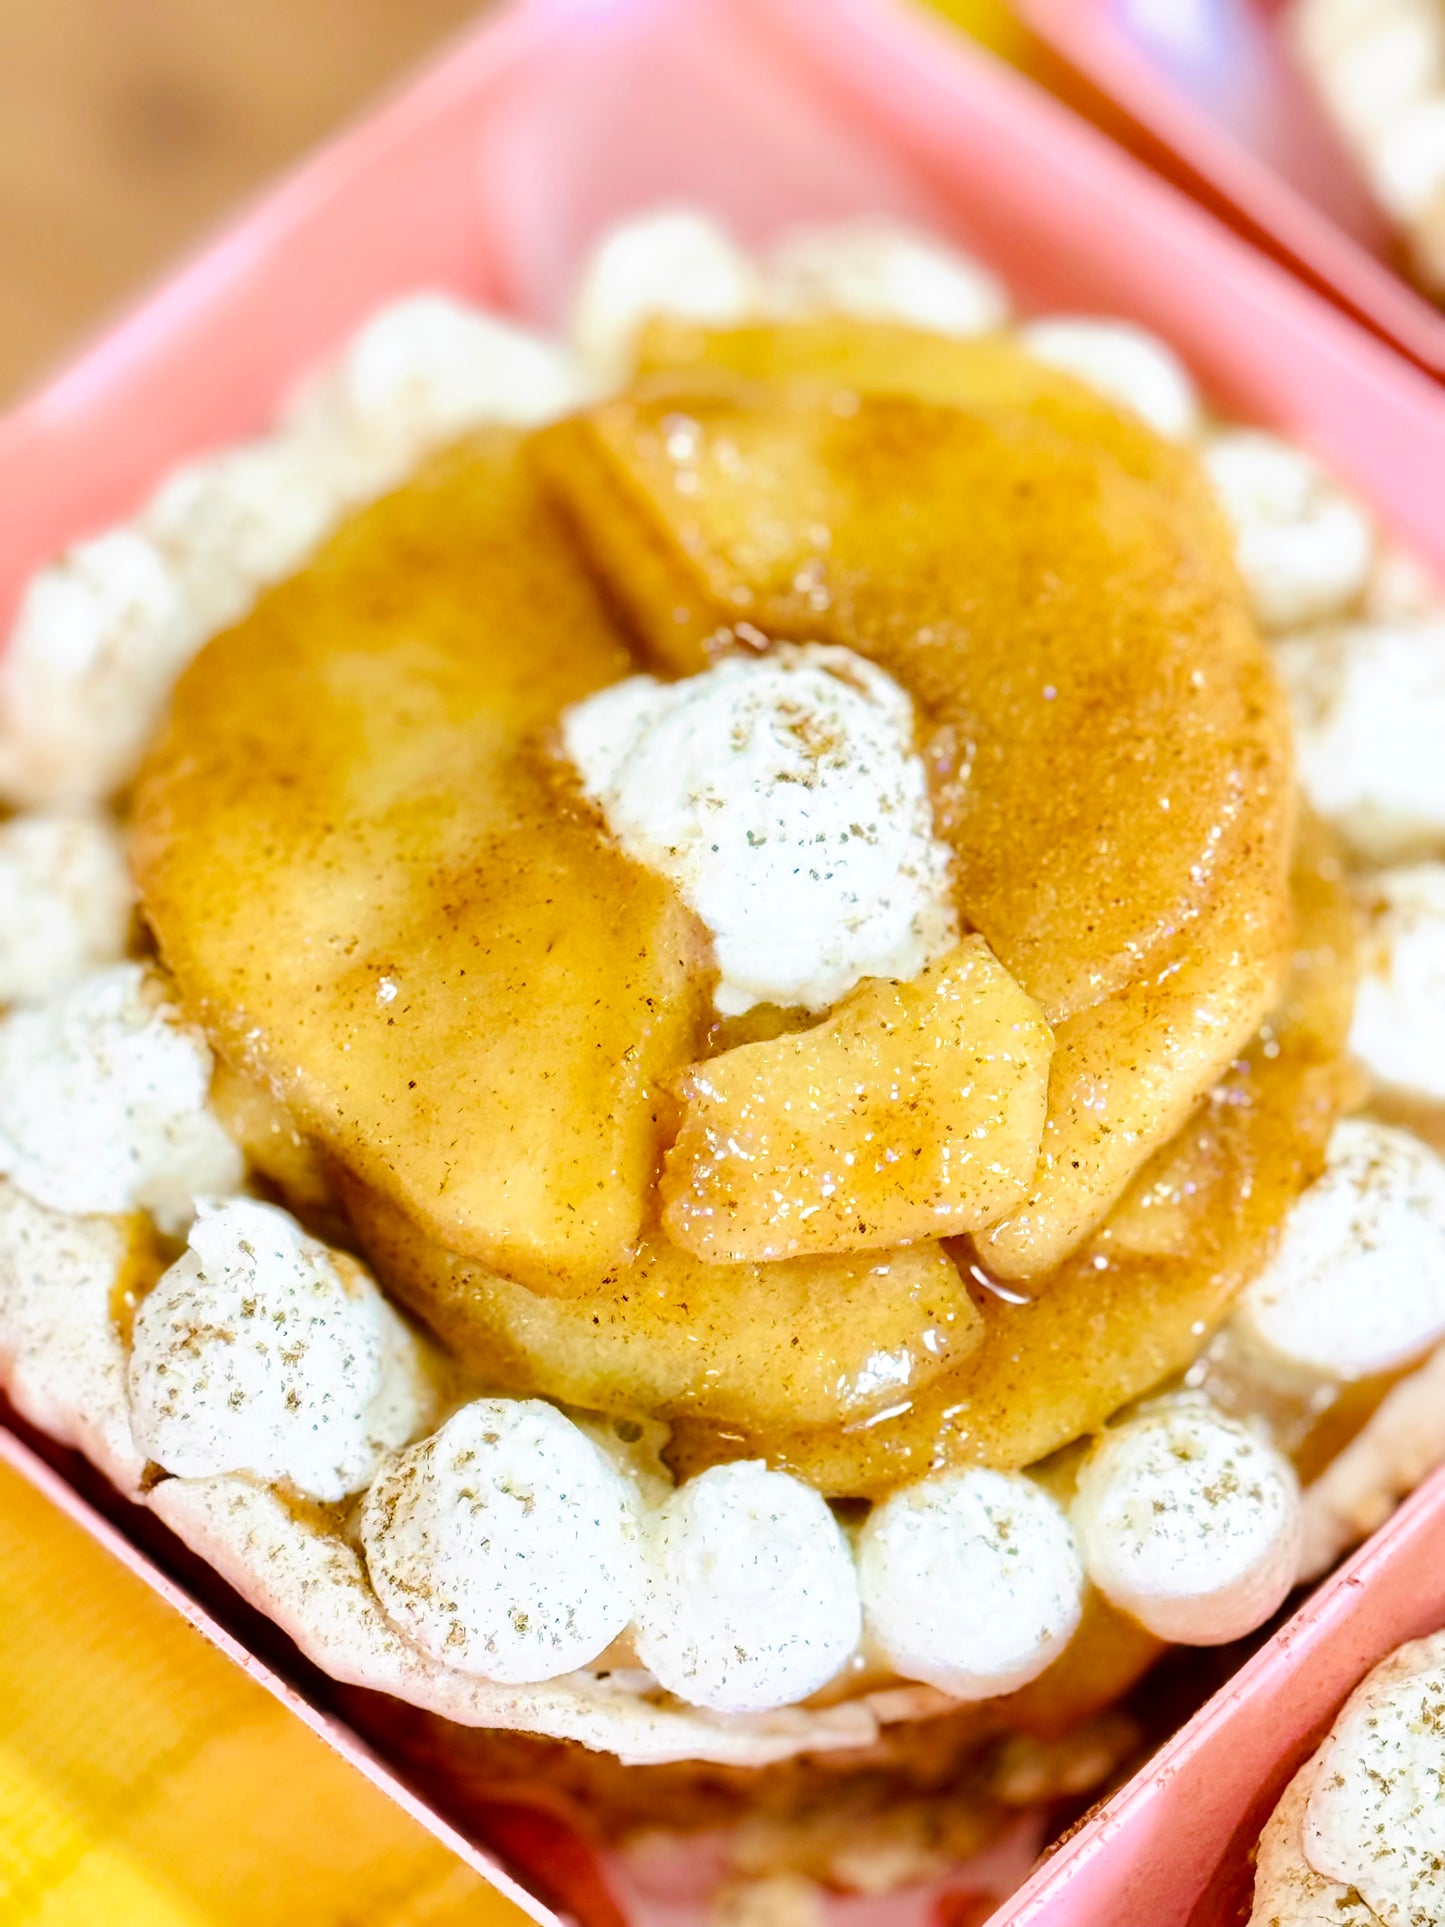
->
[4,207,1445,1918]
[1290,0,1445,297]
[1248,1628,1445,1927]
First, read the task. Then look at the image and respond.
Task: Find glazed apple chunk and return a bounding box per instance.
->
[537,342,1291,1025]
[560,640,959,1016]
[663,815,1357,1497]
[661,939,1054,1262]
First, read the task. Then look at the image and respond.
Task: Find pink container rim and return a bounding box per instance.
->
[4,1,1445,1922]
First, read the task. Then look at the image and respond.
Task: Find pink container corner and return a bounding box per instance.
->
[1022,0,1445,375]
[5,0,1445,1921]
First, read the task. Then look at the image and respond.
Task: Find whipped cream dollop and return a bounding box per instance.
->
[141,432,345,637]
[1365,542,1443,622]
[1378,94,1445,223]
[1202,430,1376,633]
[857,1468,1084,1700]
[562,643,958,1014]
[1293,0,1445,146]
[1304,1636,1445,1927]
[1274,616,1445,863]
[0,529,199,808]
[764,219,1009,336]
[361,1398,641,1683]
[1351,865,1445,1101]
[288,294,588,503]
[1018,317,1200,441]
[1233,1118,1445,1383]
[632,1460,861,1714]
[0,813,133,1005]
[567,210,1009,384]
[129,1198,426,1502]
[569,208,760,385]
[1071,1398,1303,1645]
[0,963,242,1227]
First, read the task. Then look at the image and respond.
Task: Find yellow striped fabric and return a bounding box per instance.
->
[0,1463,527,1927]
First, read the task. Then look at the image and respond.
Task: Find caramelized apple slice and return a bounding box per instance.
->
[976,870,1293,1279]
[535,366,1291,1025]
[665,825,1357,1495]
[132,432,709,1293]
[661,938,1053,1262]
[345,1180,982,1436]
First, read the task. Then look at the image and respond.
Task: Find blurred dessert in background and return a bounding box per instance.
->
[1289,0,1445,296]
[1247,1624,1445,1926]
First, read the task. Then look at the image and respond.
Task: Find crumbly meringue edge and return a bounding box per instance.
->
[1248,1628,1445,1924]
[1245,1754,1375,1927]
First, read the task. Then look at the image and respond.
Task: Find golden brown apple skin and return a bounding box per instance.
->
[661,938,1054,1263]
[636,313,1159,434]
[131,431,711,1295]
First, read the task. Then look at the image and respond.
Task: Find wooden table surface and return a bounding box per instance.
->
[0,0,487,403]
[0,0,1037,405]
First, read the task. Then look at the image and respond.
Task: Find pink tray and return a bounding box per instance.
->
[1023,0,1445,375]
[6,0,1445,1920]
